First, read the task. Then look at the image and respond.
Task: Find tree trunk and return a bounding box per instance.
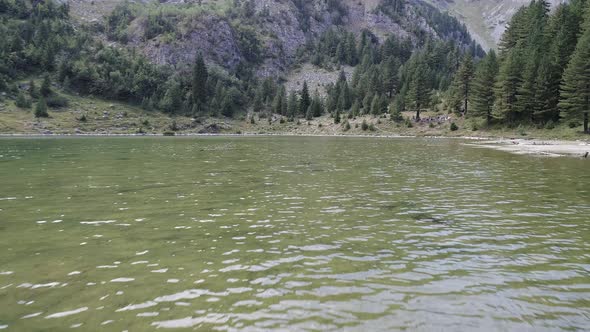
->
[584,112,589,134]
[486,107,491,127]
[416,105,421,121]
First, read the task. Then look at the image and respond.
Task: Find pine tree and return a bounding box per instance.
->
[311,90,323,117]
[406,62,429,120]
[35,97,49,118]
[493,49,523,124]
[334,109,341,124]
[29,80,38,99]
[192,53,208,108]
[160,79,184,114]
[383,56,401,98]
[40,74,51,97]
[370,94,380,115]
[15,91,31,109]
[452,53,475,115]
[514,50,540,122]
[498,7,529,54]
[470,50,499,126]
[253,85,265,112]
[351,99,360,117]
[560,3,590,133]
[287,91,298,120]
[272,86,286,115]
[299,81,311,116]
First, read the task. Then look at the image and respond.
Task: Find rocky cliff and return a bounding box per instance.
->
[67,0,479,78]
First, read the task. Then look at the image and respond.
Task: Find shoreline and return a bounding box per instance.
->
[1,132,589,158]
[466,138,590,158]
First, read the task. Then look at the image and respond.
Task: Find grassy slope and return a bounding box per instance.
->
[1,86,587,140]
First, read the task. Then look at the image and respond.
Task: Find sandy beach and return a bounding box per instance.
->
[469,138,590,158]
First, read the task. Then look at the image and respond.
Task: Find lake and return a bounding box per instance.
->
[0,137,589,331]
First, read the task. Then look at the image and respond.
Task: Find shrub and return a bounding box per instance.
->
[163,131,175,136]
[568,121,580,128]
[170,120,179,131]
[368,123,376,131]
[405,118,413,128]
[361,119,369,131]
[343,120,351,131]
[450,122,459,131]
[545,120,556,130]
[78,114,87,122]
[46,95,69,108]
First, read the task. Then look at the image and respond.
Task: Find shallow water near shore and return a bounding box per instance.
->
[0,136,589,331]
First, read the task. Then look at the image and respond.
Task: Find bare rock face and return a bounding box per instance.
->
[66,0,481,78]
[132,14,243,70]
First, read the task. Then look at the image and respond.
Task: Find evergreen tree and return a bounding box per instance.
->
[560,3,590,133]
[493,49,523,124]
[334,109,341,124]
[192,53,208,109]
[160,79,183,114]
[40,74,51,97]
[471,50,499,126]
[29,80,38,99]
[15,91,31,108]
[451,53,475,115]
[514,50,540,122]
[406,62,429,120]
[34,97,49,118]
[351,99,360,117]
[272,86,286,115]
[287,91,298,119]
[253,85,265,112]
[311,90,323,117]
[371,94,380,115]
[299,81,311,116]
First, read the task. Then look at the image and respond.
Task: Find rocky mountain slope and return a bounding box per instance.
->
[65,0,479,79]
[426,0,567,50]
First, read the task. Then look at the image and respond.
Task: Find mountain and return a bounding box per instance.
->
[64,0,481,78]
[426,0,567,50]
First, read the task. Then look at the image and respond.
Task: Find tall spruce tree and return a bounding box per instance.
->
[299,81,311,116]
[406,62,429,121]
[494,49,523,124]
[451,53,475,115]
[471,50,499,126]
[560,3,590,133]
[287,91,298,119]
[192,53,208,110]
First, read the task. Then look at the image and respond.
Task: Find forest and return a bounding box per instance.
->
[0,0,589,134]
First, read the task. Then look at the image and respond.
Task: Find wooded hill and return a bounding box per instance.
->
[0,0,589,134]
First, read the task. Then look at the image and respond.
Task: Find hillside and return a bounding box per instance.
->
[426,0,567,50]
[64,0,481,79]
[0,0,483,125]
[1,0,589,138]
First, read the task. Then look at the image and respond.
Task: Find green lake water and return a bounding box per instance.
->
[0,136,589,331]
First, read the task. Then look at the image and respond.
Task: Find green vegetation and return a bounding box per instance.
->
[466,0,590,133]
[0,0,588,137]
